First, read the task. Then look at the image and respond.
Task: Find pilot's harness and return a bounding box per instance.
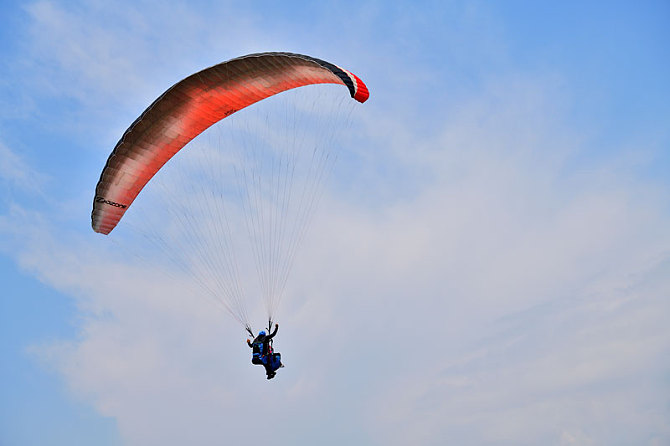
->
[248,319,275,362]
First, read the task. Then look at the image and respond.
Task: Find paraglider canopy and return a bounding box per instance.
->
[92,52,369,235]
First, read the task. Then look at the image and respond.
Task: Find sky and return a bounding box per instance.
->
[1,1,669,445]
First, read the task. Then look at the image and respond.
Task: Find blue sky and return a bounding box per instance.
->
[1,1,669,445]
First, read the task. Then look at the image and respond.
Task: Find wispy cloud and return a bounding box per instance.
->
[372,264,670,444]
[0,141,47,198]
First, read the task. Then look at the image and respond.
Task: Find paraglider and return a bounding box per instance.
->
[91,52,369,379]
[247,323,283,379]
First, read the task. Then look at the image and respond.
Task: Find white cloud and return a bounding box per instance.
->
[0,141,47,196]
[369,264,670,444]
